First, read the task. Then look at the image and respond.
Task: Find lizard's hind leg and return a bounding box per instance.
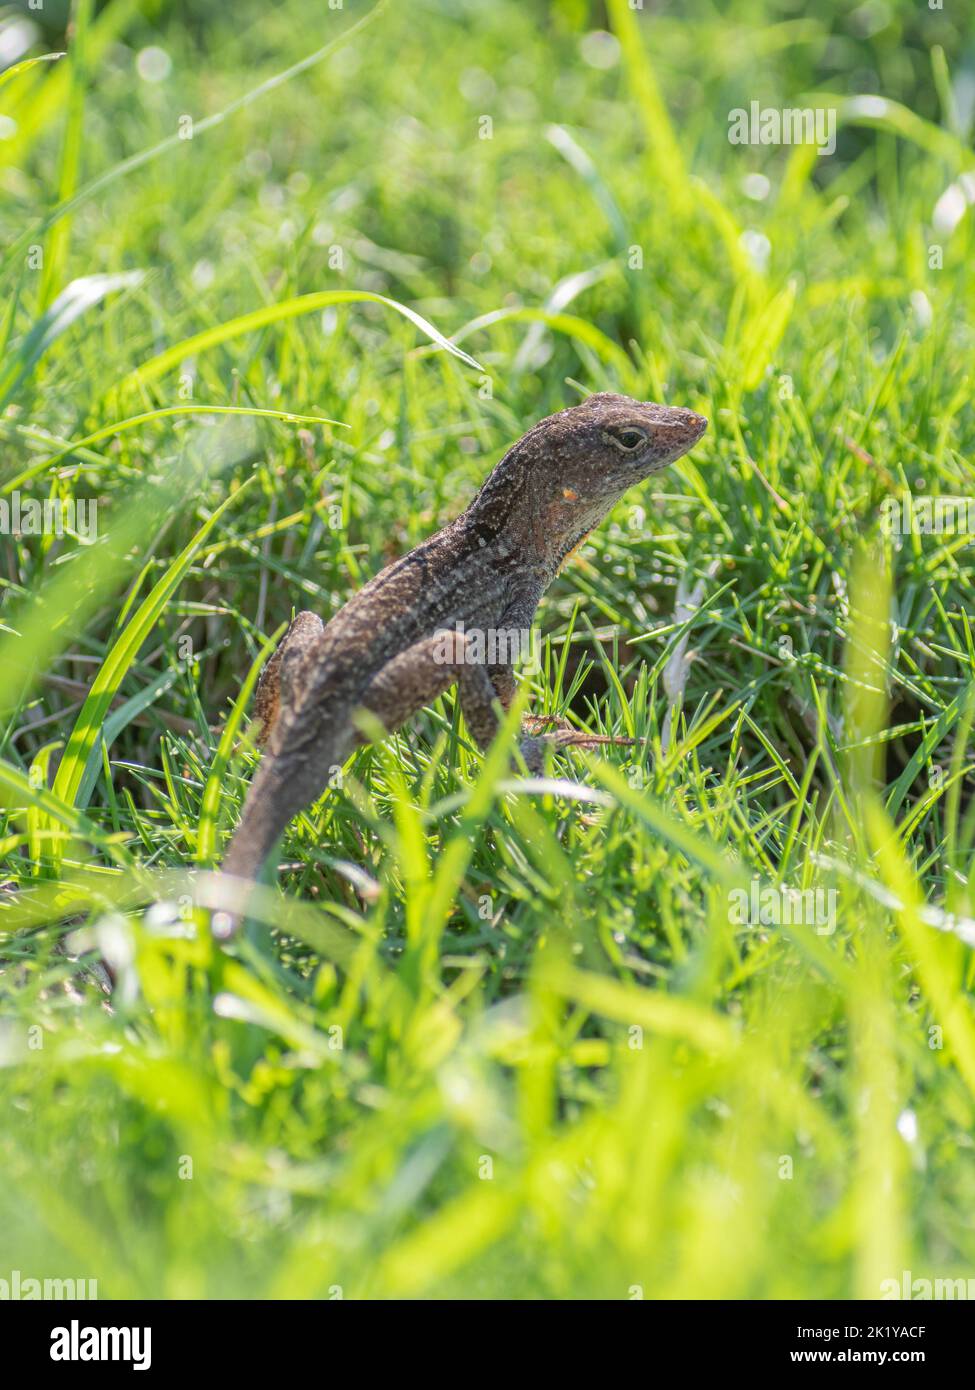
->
[254,610,325,745]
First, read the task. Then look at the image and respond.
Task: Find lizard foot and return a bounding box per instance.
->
[519,715,638,774]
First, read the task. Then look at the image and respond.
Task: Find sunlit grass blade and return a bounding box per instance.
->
[51,479,255,814]
[0,51,65,95]
[541,960,737,1052]
[0,271,144,407]
[2,405,347,493]
[606,0,689,211]
[39,0,94,310]
[448,305,634,380]
[865,799,975,1102]
[0,759,134,876]
[117,289,482,394]
[0,1,389,284]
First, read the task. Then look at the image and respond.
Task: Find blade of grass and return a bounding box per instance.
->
[2,405,347,494]
[51,477,256,814]
[117,289,481,394]
[0,51,65,95]
[0,271,144,407]
[606,0,689,213]
[39,0,94,310]
[0,1,389,285]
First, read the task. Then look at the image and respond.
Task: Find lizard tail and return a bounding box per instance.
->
[220,734,341,889]
[220,758,295,885]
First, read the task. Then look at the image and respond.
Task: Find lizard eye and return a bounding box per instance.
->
[606,426,647,453]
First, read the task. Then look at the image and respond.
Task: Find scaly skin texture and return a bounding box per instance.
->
[221,393,707,890]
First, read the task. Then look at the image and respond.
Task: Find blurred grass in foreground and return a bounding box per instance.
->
[0,0,973,1297]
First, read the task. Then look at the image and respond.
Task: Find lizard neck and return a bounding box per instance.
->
[462,441,533,546]
[462,437,571,580]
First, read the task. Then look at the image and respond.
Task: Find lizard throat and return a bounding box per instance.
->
[556,526,595,571]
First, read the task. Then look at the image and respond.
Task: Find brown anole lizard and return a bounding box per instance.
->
[221,392,707,887]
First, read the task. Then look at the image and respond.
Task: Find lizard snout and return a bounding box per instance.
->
[675,409,708,449]
[671,408,708,436]
[648,406,708,455]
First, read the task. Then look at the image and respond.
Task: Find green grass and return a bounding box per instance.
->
[1,0,974,1299]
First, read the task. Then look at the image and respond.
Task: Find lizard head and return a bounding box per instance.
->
[547,390,707,488]
[468,392,707,569]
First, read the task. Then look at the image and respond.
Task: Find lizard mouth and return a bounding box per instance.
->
[619,452,678,487]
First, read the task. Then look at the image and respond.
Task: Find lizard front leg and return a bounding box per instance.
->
[362,637,632,774]
[356,630,501,749]
[483,642,637,772]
